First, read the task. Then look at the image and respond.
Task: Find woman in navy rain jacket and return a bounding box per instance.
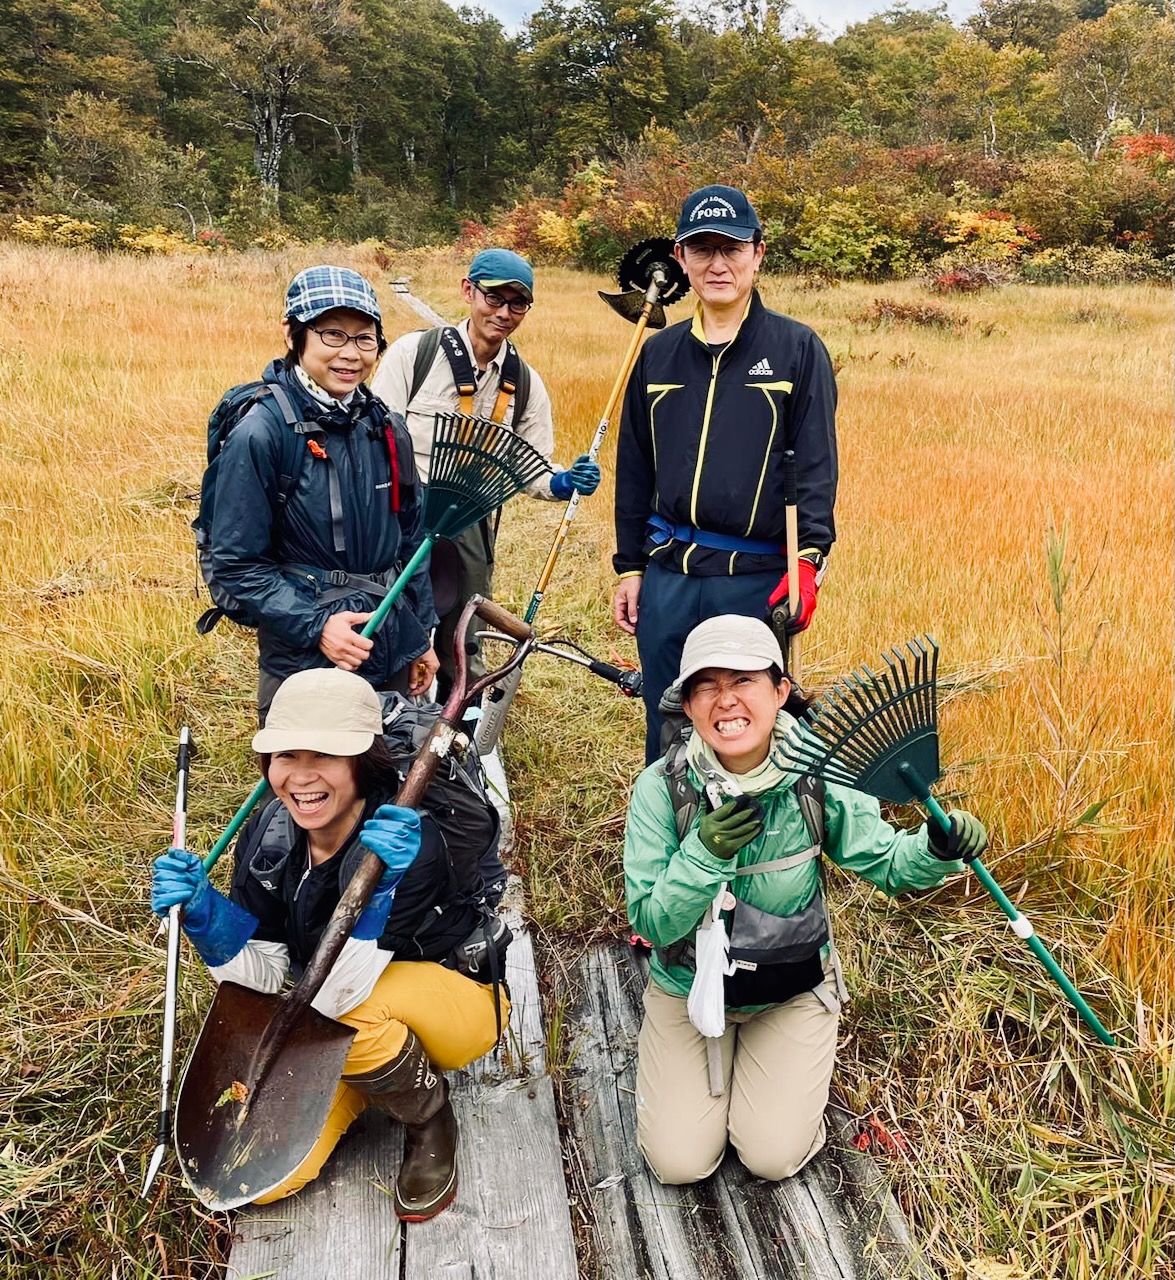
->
[209,265,438,716]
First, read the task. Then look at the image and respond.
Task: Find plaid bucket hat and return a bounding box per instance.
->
[284,266,382,325]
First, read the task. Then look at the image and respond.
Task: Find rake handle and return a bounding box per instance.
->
[901,765,1116,1047]
[359,536,434,640]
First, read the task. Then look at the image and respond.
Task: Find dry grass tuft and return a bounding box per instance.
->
[0,245,1170,1278]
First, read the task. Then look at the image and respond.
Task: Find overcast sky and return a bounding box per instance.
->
[465,0,981,36]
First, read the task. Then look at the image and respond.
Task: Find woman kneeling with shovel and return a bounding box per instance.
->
[151,668,503,1220]
[624,616,987,1185]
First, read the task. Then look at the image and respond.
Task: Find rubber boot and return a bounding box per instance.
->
[343,1030,458,1222]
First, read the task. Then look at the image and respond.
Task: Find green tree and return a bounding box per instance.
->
[172,0,362,207]
[927,30,1058,156]
[523,0,676,160]
[1050,1,1174,157]
[831,6,960,146]
[0,0,159,189]
[967,0,1072,51]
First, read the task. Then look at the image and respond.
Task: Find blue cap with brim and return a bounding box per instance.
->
[467,248,534,302]
[676,185,762,243]
[285,266,382,324]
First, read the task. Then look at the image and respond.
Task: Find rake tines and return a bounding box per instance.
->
[776,634,1119,1048]
[777,636,941,805]
[424,413,553,541]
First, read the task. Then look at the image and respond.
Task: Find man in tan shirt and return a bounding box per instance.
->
[371,249,599,694]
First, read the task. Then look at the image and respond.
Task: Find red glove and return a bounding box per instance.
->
[768,556,819,633]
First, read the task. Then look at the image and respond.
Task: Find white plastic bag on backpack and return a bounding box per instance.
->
[687,884,735,1038]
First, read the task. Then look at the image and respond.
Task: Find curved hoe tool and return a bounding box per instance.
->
[777,637,1116,1047]
[174,597,536,1210]
[475,238,689,756]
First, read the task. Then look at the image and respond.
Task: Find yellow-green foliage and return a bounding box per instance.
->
[10,214,105,249]
[0,244,1170,1278]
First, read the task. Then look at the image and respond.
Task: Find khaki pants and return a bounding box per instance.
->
[253,960,507,1203]
[635,979,839,1186]
[433,521,495,695]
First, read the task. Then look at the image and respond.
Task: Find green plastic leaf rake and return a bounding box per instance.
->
[779,637,1116,1047]
[200,412,551,873]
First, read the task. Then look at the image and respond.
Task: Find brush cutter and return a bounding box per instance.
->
[141,726,195,1198]
[474,239,689,756]
[199,413,552,873]
[173,596,536,1210]
[776,637,1116,1046]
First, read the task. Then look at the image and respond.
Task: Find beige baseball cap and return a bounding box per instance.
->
[672,615,784,692]
[252,668,382,756]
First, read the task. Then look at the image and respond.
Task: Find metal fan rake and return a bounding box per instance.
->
[778,636,1116,1047]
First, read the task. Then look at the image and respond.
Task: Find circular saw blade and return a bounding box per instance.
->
[616,237,690,304]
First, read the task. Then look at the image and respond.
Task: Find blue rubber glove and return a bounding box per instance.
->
[353,806,422,941]
[151,848,258,967]
[550,455,601,499]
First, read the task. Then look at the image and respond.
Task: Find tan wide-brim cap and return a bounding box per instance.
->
[672,615,784,692]
[252,668,382,756]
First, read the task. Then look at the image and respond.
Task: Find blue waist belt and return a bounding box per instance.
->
[647,514,781,557]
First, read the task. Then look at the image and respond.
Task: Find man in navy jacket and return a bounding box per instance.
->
[612,187,838,761]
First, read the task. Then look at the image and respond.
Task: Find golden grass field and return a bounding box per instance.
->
[0,241,1170,1279]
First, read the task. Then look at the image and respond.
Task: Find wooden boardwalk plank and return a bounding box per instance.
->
[226,913,574,1279]
[564,942,936,1280]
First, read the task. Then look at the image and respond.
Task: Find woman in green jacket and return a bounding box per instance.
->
[623,615,988,1185]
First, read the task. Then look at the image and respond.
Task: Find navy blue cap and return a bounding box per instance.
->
[675,186,762,243]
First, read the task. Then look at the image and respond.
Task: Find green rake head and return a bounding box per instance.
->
[777,636,941,804]
[424,413,553,541]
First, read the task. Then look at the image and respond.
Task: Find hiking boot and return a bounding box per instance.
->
[343,1032,458,1222]
[394,1078,458,1221]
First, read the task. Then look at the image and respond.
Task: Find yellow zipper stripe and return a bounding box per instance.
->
[647,384,683,473]
[689,350,723,525]
[743,382,793,535]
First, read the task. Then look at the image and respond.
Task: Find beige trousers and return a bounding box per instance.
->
[635,979,840,1186]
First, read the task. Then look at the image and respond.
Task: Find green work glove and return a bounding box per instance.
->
[927,810,988,864]
[698,795,763,860]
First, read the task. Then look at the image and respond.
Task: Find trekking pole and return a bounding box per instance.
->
[778,637,1117,1047]
[201,415,552,873]
[141,727,194,1198]
[474,238,690,757]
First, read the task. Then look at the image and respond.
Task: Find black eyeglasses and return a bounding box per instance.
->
[471,282,531,315]
[309,326,380,352]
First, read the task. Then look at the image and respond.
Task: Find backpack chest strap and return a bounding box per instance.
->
[732,843,821,877]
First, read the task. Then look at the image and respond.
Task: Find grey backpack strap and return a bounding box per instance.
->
[661,742,699,843]
[795,774,848,1004]
[407,327,444,406]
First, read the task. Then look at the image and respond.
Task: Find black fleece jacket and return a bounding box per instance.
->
[613,290,838,577]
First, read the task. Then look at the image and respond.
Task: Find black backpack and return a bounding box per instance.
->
[191,381,308,634]
[378,692,505,907]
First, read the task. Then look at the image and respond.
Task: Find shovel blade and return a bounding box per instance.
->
[174,981,356,1210]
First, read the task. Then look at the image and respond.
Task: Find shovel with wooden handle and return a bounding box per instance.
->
[173,597,535,1210]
